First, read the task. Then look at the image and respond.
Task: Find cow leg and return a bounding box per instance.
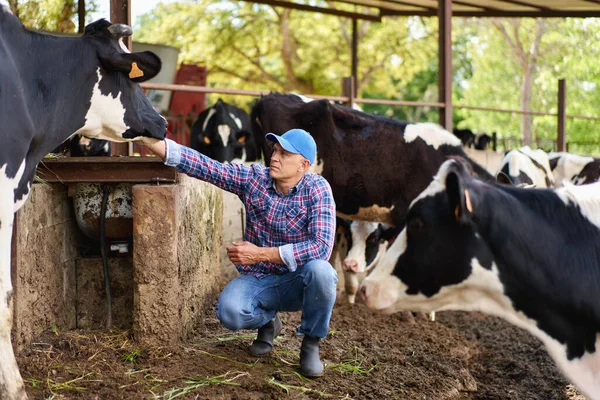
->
[343,271,359,304]
[0,194,26,400]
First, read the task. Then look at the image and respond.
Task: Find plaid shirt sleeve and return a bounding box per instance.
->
[279,177,336,271]
[163,138,256,196]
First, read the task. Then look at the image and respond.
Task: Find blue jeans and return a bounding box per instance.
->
[216,260,338,339]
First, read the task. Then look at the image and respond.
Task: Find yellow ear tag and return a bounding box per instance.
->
[238,136,246,143]
[203,136,211,145]
[464,189,473,213]
[129,62,144,79]
[454,205,460,219]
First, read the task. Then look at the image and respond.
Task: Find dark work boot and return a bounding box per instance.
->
[250,314,282,356]
[299,335,324,378]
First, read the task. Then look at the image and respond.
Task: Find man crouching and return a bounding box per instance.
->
[144,128,337,377]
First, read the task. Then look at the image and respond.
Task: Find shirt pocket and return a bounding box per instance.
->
[285,206,308,235]
[247,192,267,221]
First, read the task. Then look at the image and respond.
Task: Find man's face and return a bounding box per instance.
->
[269,143,308,180]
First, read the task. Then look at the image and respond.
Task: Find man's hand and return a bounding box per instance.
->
[226,242,284,265]
[226,241,262,265]
[143,139,167,160]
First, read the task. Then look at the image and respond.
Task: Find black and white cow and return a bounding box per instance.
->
[496,146,554,188]
[549,152,600,187]
[251,92,494,226]
[360,159,600,399]
[190,99,257,163]
[1,10,167,399]
[336,218,395,303]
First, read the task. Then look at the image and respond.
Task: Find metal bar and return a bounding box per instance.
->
[110,0,131,156]
[342,77,355,107]
[78,0,85,34]
[438,0,452,131]
[331,0,434,12]
[356,97,445,107]
[36,157,178,183]
[451,0,499,11]
[557,79,566,152]
[454,104,554,116]
[245,0,382,21]
[142,82,600,121]
[140,82,351,102]
[352,18,358,94]
[380,10,600,17]
[492,0,548,10]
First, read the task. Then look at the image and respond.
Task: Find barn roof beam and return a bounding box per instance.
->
[247,0,382,21]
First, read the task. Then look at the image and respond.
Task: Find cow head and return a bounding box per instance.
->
[340,220,394,273]
[74,19,167,143]
[360,159,494,314]
[192,99,249,162]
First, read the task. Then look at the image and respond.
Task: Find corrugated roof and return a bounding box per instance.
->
[249,0,600,21]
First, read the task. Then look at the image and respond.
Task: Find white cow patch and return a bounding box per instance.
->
[549,152,595,187]
[217,125,231,146]
[1,3,13,14]
[74,69,130,142]
[291,92,314,103]
[404,123,462,149]
[202,108,217,132]
[228,112,243,130]
[555,181,600,229]
[1,160,26,304]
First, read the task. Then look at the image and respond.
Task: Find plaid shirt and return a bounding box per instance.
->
[164,139,336,278]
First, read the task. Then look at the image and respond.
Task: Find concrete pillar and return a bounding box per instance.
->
[132,185,181,346]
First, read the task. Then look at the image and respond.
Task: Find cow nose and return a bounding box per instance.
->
[343,260,358,272]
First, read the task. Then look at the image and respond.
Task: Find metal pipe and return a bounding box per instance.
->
[100,185,113,329]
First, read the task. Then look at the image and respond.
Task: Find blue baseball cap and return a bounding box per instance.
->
[266,129,317,165]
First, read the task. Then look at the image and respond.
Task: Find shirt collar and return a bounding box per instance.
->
[268,172,309,196]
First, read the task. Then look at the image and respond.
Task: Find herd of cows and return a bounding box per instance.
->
[1,9,599,400]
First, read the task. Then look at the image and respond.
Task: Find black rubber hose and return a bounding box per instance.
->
[100,184,113,329]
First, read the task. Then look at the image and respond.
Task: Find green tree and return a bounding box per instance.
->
[10,0,99,33]
[135,1,437,108]
[456,18,600,154]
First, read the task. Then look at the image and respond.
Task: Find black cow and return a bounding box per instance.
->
[549,152,600,187]
[251,92,494,226]
[0,10,166,399]
[452,128,475,148]
[360,159,600,399]
[190,99,257,163]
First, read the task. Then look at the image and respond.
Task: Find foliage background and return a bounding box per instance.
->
[12,0,600,154]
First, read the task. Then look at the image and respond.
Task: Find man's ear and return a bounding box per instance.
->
[445,167,473,224]
[299,158,310,172]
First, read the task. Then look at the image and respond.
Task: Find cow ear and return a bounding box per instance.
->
[99,51,161,82]
[445,169,473,223]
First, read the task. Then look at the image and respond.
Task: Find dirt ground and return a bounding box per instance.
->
[17,294,587,400]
